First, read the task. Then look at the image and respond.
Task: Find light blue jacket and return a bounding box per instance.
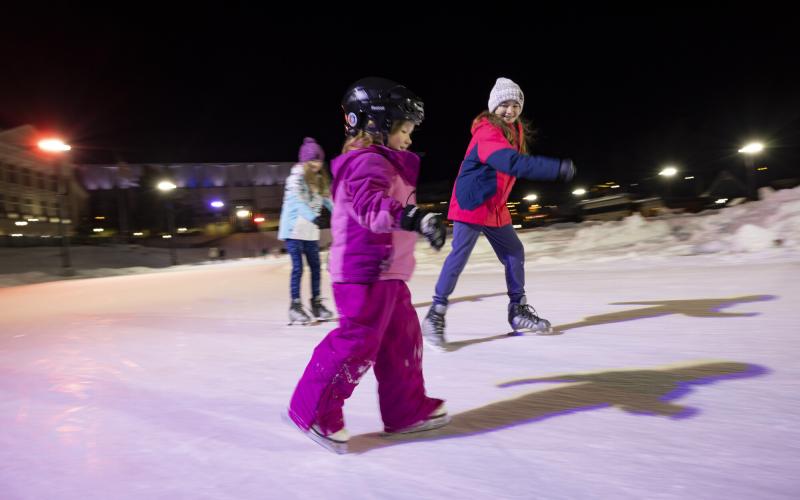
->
[278,164,334,241]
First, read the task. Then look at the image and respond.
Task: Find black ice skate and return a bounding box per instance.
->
[288,299,312,325]
[310,297,333,321]
[421,304,447,351]
[508,297,553,335]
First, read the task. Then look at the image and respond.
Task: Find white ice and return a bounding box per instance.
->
[1,186,799,499]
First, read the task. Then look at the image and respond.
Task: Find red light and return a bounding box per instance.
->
[37,138,71,152]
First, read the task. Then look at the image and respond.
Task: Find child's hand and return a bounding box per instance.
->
[558,159,576,182]
[401,205,448,250]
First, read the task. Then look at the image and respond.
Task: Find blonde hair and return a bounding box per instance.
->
[342,130,377,153]
[472,111,535,154]
[340,120,412,153]
[303,161,331,197]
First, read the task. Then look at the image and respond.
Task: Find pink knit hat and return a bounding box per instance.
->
[298,137,325,162]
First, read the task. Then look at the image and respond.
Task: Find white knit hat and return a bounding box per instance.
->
[488,77,524,113]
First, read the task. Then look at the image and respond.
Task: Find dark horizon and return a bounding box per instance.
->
[2,8,798,203]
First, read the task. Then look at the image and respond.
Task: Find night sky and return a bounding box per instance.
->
[2,7,798,202]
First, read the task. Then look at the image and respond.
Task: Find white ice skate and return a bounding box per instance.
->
[384,403,450,435]
[307,425,349,454]
[283,411,349,454]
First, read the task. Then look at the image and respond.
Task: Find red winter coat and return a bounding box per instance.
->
[447,118,561,227]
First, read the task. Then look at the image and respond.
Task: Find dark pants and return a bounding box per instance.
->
[285,239,321,300]
[433,222,525,306]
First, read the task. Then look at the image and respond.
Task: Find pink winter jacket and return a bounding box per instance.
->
[328,145,420,283]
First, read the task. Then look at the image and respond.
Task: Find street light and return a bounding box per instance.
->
[208,200,226,236]
[738,142,763,154]
[157,180,177,191]
[658,166,678,177]
[37,137,74,276]
[157,179,178,265]
[572,188,587,196]
[738,142,764,200]
[658,166,678,199]
[523,194,538,201]
[38,139,71,152]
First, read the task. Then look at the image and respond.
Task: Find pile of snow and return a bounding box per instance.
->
[415,185,800,274]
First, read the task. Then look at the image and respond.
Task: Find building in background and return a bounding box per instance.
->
[2,124,299,244]
[0,126,88,241]
[79,161,295,238]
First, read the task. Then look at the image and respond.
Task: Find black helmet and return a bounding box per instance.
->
[341,77,424,138]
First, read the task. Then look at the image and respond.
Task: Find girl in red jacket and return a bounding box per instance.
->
[422,77,576,349]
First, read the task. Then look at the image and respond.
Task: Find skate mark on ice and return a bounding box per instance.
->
[347,360,768,453]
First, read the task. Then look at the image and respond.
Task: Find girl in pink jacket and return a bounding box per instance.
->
[286,77,448,454]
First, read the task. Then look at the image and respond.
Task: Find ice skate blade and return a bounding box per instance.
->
[282,411,348,454]
[507,329,556,336]
[423,334,447,352]
[508,324,555,336]
[308,427,349,454]
[424,341,448,353]
[383,414,451,436]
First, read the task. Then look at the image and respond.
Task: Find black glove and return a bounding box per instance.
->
[558,159,576,182]
[311,217,321,227]
[400,205,447,250]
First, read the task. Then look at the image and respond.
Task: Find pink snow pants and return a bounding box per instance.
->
[288,280,443,434]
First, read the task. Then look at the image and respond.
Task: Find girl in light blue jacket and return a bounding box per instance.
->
[278,137,334,324]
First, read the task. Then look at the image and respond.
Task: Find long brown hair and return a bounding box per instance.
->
[303,162,331,197]
[472,112,536,154]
